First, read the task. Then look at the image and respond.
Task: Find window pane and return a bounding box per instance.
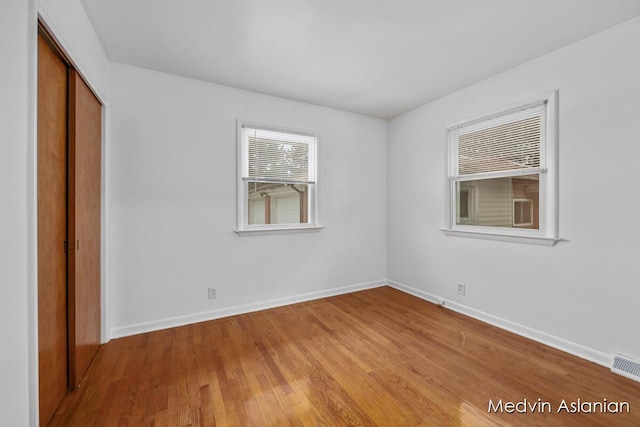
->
[455,175,539,229]
[247,182,309,225]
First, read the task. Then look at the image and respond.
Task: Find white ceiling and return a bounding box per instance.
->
[81,0,640,118]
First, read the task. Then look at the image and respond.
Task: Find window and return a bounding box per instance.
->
[237,123,319,233]
[443,92,559,245]
[513,199,534,227]
[459,188,470,219]
[456,183,476,224]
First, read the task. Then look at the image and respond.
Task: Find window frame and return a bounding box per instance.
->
[441,91,560,246]
[235,120,322,235]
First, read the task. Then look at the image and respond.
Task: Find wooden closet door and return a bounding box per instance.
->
[68,69,102,388]
[37,32,69,427]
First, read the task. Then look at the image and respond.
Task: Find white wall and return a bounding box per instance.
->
[388,17,640,363]
[108,63,387,336]
[0,1,35,425]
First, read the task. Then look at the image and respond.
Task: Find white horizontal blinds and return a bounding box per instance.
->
[456,103,546,179]
[243,126,316,184]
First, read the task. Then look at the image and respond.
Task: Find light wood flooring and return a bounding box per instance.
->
[49,286,640,426]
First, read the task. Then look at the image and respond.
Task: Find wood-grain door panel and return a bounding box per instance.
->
[37,32,69,427]
[68,69,102,388]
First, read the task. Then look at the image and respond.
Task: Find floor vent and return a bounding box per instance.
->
[611,353,640,382]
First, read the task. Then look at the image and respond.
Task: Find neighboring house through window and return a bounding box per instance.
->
[456,183,475,225]
[513,199,534,227]
[237,123,318,233]
[443,91,559,245]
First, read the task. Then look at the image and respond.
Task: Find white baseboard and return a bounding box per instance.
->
[387,279,612,368]
[110,278,612,369]
[110,279,387,339]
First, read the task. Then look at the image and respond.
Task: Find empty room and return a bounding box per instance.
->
[3,0,640,425]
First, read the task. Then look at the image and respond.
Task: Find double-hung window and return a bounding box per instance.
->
[443,92,559,245]
[237,123,318,233]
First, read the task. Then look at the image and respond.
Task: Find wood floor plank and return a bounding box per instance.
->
[50,287,640,426]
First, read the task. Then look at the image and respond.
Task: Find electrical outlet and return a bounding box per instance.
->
[208,287,217,300]
[457,282,466,296]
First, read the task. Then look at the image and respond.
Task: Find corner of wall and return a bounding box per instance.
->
[387,280,612,368]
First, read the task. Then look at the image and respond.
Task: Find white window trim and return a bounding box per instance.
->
[441,91,561,246]
[235,120,322,235]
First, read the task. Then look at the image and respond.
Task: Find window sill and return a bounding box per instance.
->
[440,228,561,246]
[235,225,324,236]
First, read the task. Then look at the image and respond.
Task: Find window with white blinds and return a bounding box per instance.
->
[237,123,319,233]
[243,127,316,185]
[444,92,559,245]
[452,103,545,179]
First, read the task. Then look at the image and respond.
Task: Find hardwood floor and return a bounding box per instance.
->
[50,287,640,426]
